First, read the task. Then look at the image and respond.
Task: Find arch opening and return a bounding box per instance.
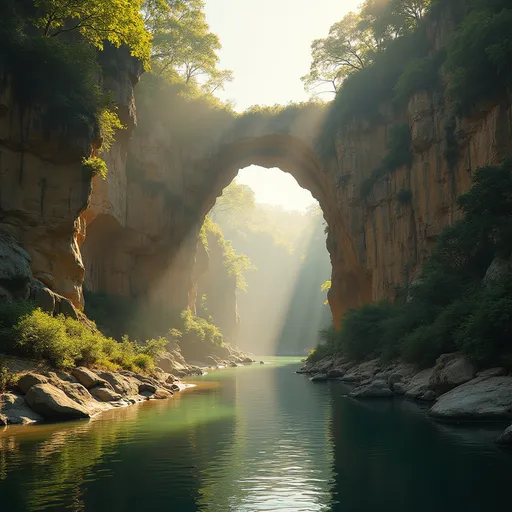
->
[197,165,332,356]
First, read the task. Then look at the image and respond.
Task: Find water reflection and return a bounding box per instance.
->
[1,359,512,511]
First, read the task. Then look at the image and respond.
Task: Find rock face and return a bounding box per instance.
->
[429,353,477,395]
[430,377,512,421]
[24,383,91,420]
[496,425,512,447]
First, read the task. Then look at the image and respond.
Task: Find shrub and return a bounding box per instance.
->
[396,188,413,205]
[0,304,164,373]
[0,356,18,392]
[457,277,512,368]
[445,8,512,114]
[394,50,445,105]
[339,302,395,362]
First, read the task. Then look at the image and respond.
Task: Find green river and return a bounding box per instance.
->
[1,357,511,511]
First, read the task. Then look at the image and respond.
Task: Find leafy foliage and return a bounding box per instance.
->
[445,7,512,114]
[33,0,151,68]
[0,304,166,372]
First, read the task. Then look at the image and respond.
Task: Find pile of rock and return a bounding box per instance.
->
[0,366,184,427]
[300,352,512,444]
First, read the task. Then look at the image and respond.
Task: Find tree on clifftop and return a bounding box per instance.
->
[301,12,376,95]
[33,0,151,67]
[143,0,233,93]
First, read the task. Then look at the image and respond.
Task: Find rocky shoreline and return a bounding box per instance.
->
[299,352,512,447]
[0,351,258,427]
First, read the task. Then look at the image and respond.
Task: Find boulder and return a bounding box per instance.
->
[429,353,477,394]
[17,373,49,394]
[72,367,107,389]
[29,279,56,314]
[24,384,90,420]
[56,296,79,320]
[259,361,264,364]
[229,361,238,368]
[483,257,512,287]
[421,390,437,402]
[405,368,434,400]
[90,386,122,402]
[388,373,404,388]
[151,388,172,400]
[430,376,512,421]
[242,357,254,364]
[310,374,328,382]
[139,383,157,394]
[496,425,512,447]
[350,379,393,398]
[98,372,140,396]
[0,392,43,425]
[393,382,406,395]
[327,368,345,379]
[52,381,105,415]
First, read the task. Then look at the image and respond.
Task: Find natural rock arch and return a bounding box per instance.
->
[82,108,373,329]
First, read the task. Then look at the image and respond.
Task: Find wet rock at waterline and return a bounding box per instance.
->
[0,392,43,425]
[90,386,123,403]
[429,353,477,395]
[430,377,512,421]
[310,374,328,382]
[496,425,512,447]
[349,379,393,398]
[404,368,435,401]
[24,384,91,421]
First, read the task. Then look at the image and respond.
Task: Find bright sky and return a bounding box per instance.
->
[204,0,360,211]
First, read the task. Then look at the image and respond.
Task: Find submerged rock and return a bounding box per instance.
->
[350,379,393,398]
[24,384,90,421]
[430,377,512,421]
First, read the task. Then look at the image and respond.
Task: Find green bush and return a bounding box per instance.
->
[445,8,512,114]
[339,302,395,362]
[394,51,445,104]
[457,277,512,369]
[0,304,165,373]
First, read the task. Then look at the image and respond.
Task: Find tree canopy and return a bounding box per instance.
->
[33,0,151,68]
[302,0,430,95]
[143,0,233,94]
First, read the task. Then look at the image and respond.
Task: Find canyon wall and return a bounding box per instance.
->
[0,77,93,307]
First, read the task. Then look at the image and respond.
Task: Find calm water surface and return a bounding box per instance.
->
[1,357,511,511]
